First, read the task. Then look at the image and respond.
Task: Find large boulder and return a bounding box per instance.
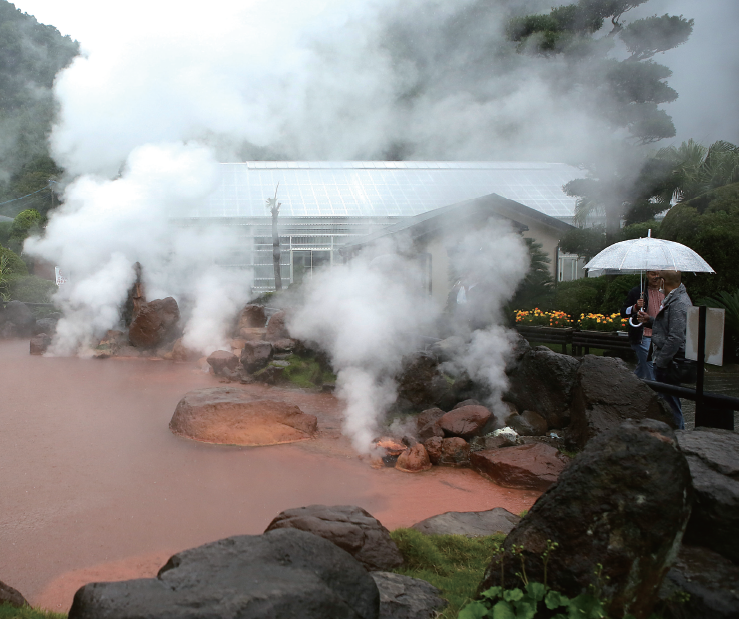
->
[395,444,432,473]
[0,300,35,336]
[471,443,568,491]
[416,407,445,441]
[0,579,28,608]
[207,350,240,376]
[264,505,403,572]
[658,544,739,619]
[677,428,739,564]
[438,405,491,439]
[394,353,454,414]
[240,340,273,373]
[237,304,267,330]
[411,507,520,537]
[170,387,317,446]
[439,437,471,466]
[506,410,548,437]
[370,572,446,619]
[505,346,579,429]
[129,297,180,349]
[34,315,60,336]
[265,310,290,341]
[68,528,379,619]
[566,355,672,450]
[171,338,200,362]
[479,419,693,619]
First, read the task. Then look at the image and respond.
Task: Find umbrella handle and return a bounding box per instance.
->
[629,316,643,329]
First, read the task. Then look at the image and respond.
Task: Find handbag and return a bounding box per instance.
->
[669,356,697,384]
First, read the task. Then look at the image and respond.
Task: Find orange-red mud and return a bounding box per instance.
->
[0,338,540,612]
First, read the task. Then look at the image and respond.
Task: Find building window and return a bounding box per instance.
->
[557,252,585,282]
[291,250,331,284]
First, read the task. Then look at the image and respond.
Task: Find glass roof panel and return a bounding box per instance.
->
[187,161,582,220]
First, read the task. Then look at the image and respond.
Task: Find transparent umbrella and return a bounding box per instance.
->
[584,234,714,274]
[584,231,714,328]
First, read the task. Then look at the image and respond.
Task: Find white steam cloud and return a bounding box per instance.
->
[26,143,251,355]
[289,224,529,453]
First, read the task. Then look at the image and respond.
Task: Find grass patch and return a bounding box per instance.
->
[0,604,66,619]
[390,528,505,618]
[281,354,335,388]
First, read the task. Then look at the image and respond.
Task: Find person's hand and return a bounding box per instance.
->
[636,298,644,309]
[637,310,649,323]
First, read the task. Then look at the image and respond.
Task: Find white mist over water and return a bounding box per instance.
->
[26,143,251,355]
[289,224,529,453]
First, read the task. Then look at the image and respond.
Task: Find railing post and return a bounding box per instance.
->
[694,305,707,426]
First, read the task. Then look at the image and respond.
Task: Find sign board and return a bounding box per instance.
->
[55,267,67,286]
[685,307,724,366]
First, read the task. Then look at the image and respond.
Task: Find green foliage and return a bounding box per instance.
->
[560,226,607,261]
[8,274,56,303]
[659,182,739,300]
[620,14,695,62]
[0,602,66,619]
[553,277,608,317]
[282,354,334,388]
[0,220,11,245]
[509,238,554,311]
[390,528,506,618]
[0,245,28,276]
[0,2,79,190]
[2,156,64,217]
[10,209,43,243]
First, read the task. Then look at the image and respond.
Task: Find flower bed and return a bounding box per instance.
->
[578,312,628,332]
[515,309,573,328]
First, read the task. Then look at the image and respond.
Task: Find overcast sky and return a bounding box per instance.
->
[12,0,739,152]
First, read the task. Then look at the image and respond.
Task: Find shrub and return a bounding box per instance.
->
[0,221,11,246]
[10,209,44,243]
[0,246,28,276]
[660,182,739,300]
[0,603,66,619]
[8,275,57,303]
[553,277,608,317]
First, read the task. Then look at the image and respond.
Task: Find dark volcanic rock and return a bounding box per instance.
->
[394,353,454,414]
[0,579,28,608]
[659,544,739,619]
[170,387,317,446]
[206,350,240,376]
[566,355,672,449]
[264,505,403,572]
[240,340,273,373]
[29,333,51,355]
[34,316,59,336]
[439,437,471,466]
[411,507,520,537]
[1,300,35,336]
[424,437,443,464]
[678,428,739,564]
[453,398,483,409]
[128,297,180,349]
[471,443,568,491]
[68,528,379,619]
[480,419,693,619]
[265,310,289,341]
[505,345,579,429]
[237,304,267,330]
[506,410,548,436]
[371,572,446,619]
[438,405,491,439]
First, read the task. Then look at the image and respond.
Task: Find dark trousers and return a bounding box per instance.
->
[655,365,684,429]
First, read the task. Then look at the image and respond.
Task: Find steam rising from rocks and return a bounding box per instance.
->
[26,143,251,355]
[289,225,529,453]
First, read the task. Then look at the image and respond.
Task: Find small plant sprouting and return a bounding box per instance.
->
[541,539,558,587]
[510,543,528,586]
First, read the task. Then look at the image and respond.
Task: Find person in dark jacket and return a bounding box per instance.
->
[638,270,692,429]
[621,270,664,380]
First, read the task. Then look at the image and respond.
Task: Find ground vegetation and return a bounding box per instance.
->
[0,603,65,619]
[0,2,78,217]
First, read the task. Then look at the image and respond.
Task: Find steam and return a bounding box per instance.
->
[26,142,251,355]
[289,224,529,453]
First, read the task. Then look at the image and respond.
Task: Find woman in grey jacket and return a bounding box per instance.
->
[637,270,692,428]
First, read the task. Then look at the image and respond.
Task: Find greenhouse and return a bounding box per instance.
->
[172,161,584,293]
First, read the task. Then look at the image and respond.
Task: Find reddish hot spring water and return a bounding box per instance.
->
[0,338,539,612]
